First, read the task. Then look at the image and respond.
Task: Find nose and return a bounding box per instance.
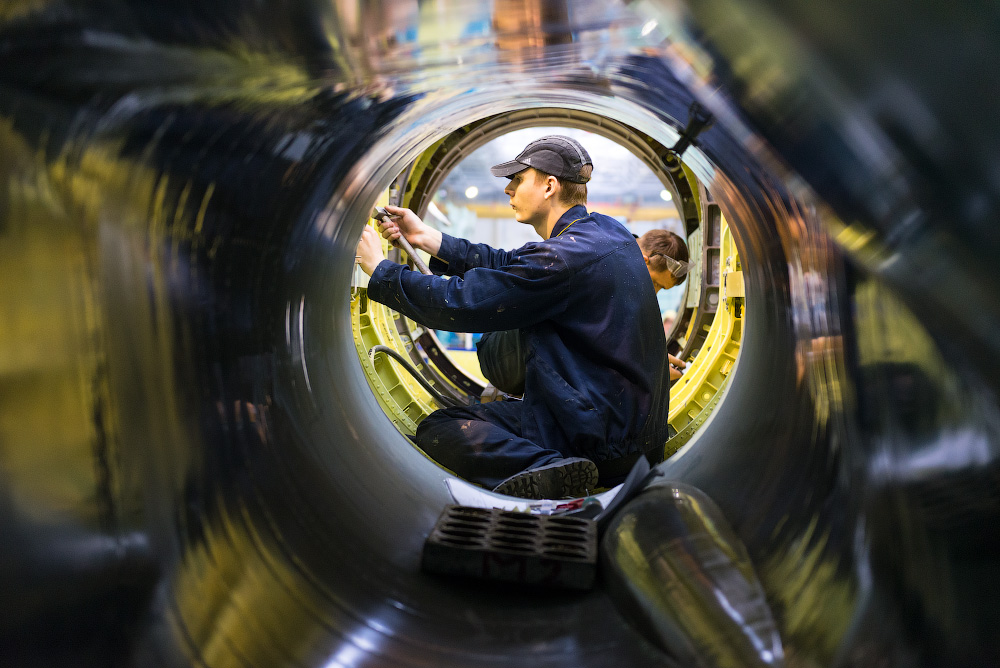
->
[504,183,514,197]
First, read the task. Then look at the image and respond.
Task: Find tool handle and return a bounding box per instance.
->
[395,235,433,276]
[372,207,433,276]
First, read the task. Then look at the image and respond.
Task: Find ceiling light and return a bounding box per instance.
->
[465,186,479,199]
[660,189,672,202]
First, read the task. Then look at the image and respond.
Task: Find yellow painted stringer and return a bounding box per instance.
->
[666,216,743,456]
[351,218,436,436]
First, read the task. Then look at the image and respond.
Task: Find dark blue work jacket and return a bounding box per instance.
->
[368,205,670,463]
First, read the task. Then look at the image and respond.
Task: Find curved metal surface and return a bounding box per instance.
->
[0,1,997,667]
[601,481,783,668]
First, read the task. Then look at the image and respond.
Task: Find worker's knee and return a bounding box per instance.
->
[415,400,524,457]
[415,408,466,448]
[416,406,472,438]
[415,414,475,464]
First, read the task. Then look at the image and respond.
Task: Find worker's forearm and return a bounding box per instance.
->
[412,226,443,257]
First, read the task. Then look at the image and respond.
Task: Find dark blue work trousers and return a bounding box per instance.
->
[415,400,563,490]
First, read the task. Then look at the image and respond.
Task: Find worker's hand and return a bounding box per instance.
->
[668,353,686,382]
[381,205,443,256]
[356,226,385,275]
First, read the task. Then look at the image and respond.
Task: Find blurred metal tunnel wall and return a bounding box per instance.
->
[1,1,998,666]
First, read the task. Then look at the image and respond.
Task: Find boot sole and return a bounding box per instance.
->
[494,459,599,499]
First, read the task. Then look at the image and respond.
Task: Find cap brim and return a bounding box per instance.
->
[490,160,529,178]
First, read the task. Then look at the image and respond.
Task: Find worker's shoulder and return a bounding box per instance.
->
[548,210,636,254]
[502,239,573,275]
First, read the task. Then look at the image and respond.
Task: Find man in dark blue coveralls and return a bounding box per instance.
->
[355,135,670,499]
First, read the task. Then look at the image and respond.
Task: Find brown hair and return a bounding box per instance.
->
[638,229,689,272]
[534,164,591,206]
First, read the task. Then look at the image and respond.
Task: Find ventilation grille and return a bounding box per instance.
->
[422,505,597,590]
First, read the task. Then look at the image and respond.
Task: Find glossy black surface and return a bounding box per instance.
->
[602,481,783,667]
[0,1,997,666]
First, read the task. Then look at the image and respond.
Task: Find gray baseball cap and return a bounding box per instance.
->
[490,135,593,183]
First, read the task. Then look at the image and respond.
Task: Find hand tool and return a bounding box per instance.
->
[372,207,433,276]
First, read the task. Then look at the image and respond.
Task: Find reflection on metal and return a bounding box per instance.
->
[602,481,783,667]
[1,0,998,666]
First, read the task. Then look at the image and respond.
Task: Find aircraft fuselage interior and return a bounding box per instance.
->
[1,1,997,667]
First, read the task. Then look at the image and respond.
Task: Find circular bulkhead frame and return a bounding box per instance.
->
[351,108,744,468]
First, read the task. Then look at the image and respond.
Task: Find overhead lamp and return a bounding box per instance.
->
[465,186,479,199]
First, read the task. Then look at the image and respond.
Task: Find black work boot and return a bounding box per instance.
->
[493,458,599,499]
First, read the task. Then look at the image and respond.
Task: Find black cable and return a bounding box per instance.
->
[368,345,469,408]
[663,101,715,172]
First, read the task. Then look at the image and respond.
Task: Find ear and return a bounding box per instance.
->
[641,253,651,266]
[544,175,559,200]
